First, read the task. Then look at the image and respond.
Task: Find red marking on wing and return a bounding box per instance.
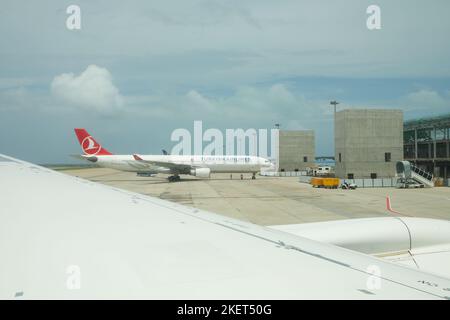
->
[386,196,410,216]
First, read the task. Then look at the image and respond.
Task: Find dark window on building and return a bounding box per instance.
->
[294,168,299,172]
[347,173,354,179]
[437,142,447,158]
[303,156,308,162]
[339,153,342,162]
[418,143,430,158]
[385,152,391,162]
[403,130,415,143]
[371,173,377,179]
[404,145,415,159]
[280,168,285,172]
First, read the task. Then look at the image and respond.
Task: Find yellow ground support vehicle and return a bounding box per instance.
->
[310,177,324,188]
[322,178,340,189]
[311,177,339,189]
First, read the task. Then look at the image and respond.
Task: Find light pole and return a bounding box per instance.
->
[330,101,339,162]
[274,123,281,172]
[330,100,339,115]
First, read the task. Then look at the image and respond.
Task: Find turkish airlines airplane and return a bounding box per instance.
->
[1,153,450,299]
[74,128,275,181]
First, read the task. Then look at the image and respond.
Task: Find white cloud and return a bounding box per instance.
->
[51,65,123,112]
[129,83,323,129]
[182,84,292,117]
[405,89,446,107]
[185,90,215,112]
[268,84,296,104]
[396,88,450,117]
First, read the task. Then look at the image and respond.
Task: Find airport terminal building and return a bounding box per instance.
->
[273,110,450,180]
[404,114,450,180]
[335,109,403,179]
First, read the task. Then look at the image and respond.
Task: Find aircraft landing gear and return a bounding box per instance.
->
[168,175,181,182]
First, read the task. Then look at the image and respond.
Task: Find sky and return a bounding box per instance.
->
[1,0,450,163]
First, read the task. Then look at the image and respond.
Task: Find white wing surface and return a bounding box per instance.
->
[1,154,450,299]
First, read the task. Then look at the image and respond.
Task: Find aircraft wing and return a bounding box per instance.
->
[1,153,450,299]
[70,154,98,162]
[133,154,194,173]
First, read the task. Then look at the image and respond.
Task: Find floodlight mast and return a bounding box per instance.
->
[330,100,339,115]
[330,100,339,162]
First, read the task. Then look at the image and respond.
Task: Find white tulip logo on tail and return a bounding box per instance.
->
[81,136,102,155]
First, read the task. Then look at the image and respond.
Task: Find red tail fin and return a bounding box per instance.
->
[74,128,113,155]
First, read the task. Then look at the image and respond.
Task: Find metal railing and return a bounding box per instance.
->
[410,164,433,182]
[261,171,308,177]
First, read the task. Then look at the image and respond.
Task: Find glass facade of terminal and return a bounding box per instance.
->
[403,114,450,179]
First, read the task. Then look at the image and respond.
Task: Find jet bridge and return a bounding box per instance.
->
[396,161,434,188]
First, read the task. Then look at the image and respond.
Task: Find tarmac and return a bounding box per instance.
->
[62,168,450,226]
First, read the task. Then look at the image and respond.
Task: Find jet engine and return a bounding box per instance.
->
[190,167,211,178]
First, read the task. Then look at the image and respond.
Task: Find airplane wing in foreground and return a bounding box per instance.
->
[1,153,450,299]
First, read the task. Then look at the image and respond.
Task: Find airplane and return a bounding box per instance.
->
[1,153,450,299]
[74,128,276,182]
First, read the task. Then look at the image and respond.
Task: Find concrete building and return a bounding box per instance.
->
[278,130,315,171]
[404,114,450,179]
[335,109,403,179]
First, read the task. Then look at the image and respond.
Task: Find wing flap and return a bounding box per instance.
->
[133,154,192,172]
